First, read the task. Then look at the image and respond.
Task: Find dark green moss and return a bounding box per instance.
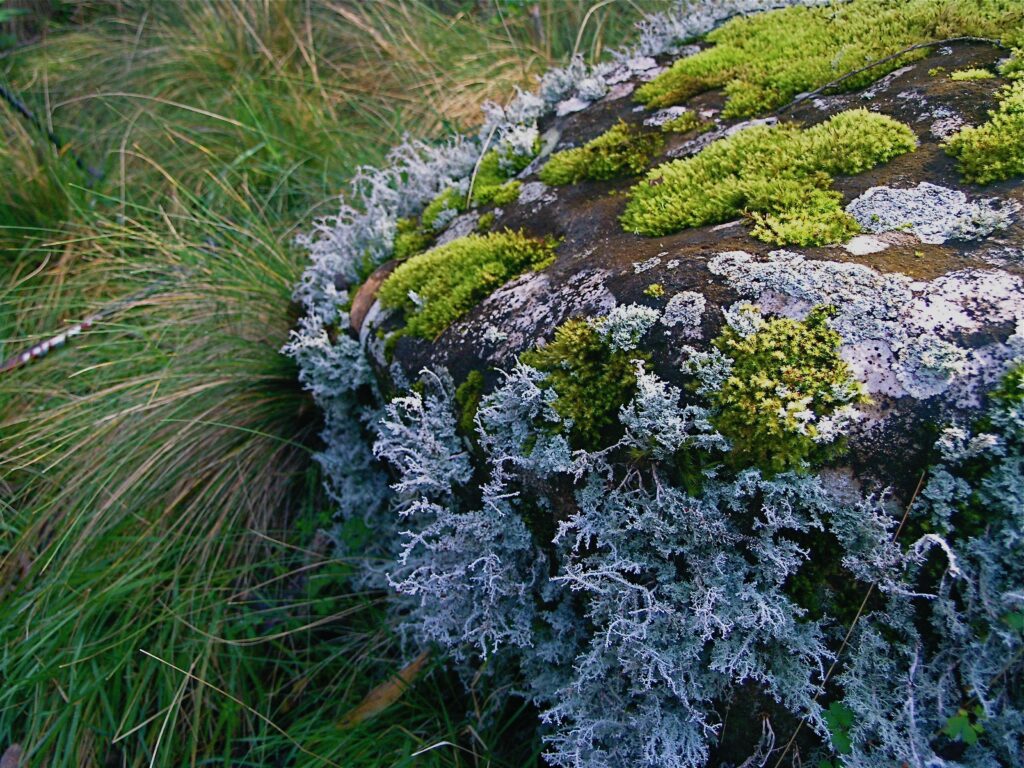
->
[392,216,435,261]
[454,369,485,436]
[710,305,868,474]
[522,319,647,451]
[539,120,664,186]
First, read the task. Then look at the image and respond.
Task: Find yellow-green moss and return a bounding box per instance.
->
[422,186,467,230]
[660,111,711,135]
[378,230,558,339]
[538,120,664,186]
[644,283,665,298]
[635,0,1024,117]
[476,211,496,231]
[709,306,867,474]
[946,79,1024,184]
[621,109,916,244]
[393,216,435,261]
[522,319,646,450]
[950,68,996,81]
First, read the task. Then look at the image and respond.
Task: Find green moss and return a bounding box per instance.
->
[392,216,435,261]
[538,120,664,186]
[378,229,558,339]
[709,305,867,474]
[422,186,467,230]
[454,370,485,436]
[644,283,665,298]
[634,0,1024,117]
[522,319,646,451]
[950,67,996,81]
[488,180,522,206]
[945,79,1024,184]
[469,143,535,206]
[990,361,1024,407]
[476,211,496,231]
[621,109,916,244]
[660,111,711,135]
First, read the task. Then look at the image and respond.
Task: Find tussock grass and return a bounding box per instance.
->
[0,2,661,765]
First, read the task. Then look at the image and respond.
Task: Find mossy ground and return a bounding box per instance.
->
[634,0,1024,117]
[539,120,664,185]
[621,109,917,244]
[378,230,559,340]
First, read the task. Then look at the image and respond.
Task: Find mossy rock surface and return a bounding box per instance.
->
[356,39,1023,494]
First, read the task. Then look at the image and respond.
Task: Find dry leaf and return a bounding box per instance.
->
[336,650,431,729]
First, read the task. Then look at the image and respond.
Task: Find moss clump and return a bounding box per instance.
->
[392,217,435,261]
[476,211,496,232]
[621,109,916,244]
[710,306,867,474]
[946,79,1024,184]
[634,0,1024,117]
[422,186,466,230]
[660,111,711,135]
[378,229,558,339]
[522,319,646,451]
[950,67,996,81]
[644,283,665,298]
[539,121,664,186]
[455,369,485,436]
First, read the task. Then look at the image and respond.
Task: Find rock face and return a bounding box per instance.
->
[288,3,1024,767]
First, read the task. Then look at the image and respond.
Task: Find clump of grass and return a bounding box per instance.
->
[539,120,664,185]
[710,305,868,474]
[378,229,558,340]
[621,109,917,244]
[634,0,1024,117]
[946,79,1024,184]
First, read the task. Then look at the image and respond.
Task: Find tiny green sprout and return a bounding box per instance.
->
[644,283,666,298]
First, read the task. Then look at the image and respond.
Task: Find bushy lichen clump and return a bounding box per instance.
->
[634,0,1024,117]
[708,305,867,473]
[946,79,1024,184]
[521,318,647,450]
[539,120,664,185]
[378,230,558,339]
[621,109,917,244]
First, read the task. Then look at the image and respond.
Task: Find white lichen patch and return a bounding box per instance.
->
[633,256,662,273]
[847,182,1018,244]
[435,211,481,246]
[555,97,591,116]
[708,249,1024,404]
[518,180,556,207]
[452,269,615,364]
[644,106,690,127]
[661,291,706,337]
[843,234,889,255]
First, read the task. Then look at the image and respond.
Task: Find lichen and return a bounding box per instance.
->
[538,120,664,186]
[946,79,1024,184]
[377,230,559,339]
[706,305,868,473]
[621,109,917,245]
[634,0,1024,117]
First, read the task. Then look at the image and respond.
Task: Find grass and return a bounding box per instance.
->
[0,1,665,765]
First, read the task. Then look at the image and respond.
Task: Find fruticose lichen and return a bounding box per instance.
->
[539,120,664,185]
[621,109,917,244]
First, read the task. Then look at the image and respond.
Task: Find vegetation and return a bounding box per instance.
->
[0,1,659,765]
[538,120,663,185]
[634,0,1024,117]
[378,230,559,339]
[660,111,711,134]
[709,306,867,473]
[521,319,646,450]
[621,109,917,243]
[950,67,996,81]
[946,79,1024,184]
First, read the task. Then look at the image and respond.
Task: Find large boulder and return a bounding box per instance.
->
[288,2,1024,766]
